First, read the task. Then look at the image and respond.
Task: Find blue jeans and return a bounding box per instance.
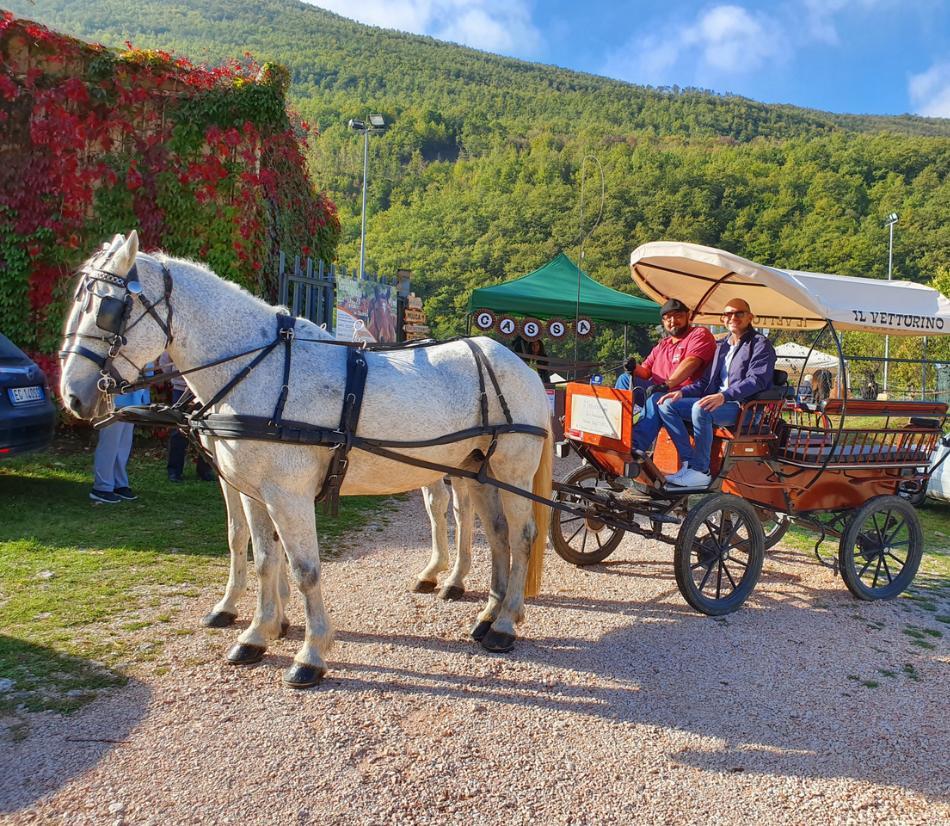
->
[632,394,664,452]
[657,397,741,474]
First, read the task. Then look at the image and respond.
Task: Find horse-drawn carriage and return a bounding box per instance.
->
[549,242,950,615]
[58,233,950,684]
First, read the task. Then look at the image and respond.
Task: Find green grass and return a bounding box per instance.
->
[0,446,390,715]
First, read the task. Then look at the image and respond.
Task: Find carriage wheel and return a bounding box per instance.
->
[756,509,791,551]
[838,496,923,601]
[674,494,765,616]
[550,465,626,565]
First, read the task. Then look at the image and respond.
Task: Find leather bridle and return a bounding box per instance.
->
[59,249,174,394]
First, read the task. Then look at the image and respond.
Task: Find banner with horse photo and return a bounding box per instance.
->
[334,276,398,343]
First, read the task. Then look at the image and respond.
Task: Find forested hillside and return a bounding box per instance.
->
[5,0,950,370]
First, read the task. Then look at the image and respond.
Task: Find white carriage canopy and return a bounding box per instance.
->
[629,242,950,336]
[773,342,840,372]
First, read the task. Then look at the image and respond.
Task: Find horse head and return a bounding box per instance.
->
[59,230,172,420]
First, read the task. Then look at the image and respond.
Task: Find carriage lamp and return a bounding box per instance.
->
[883,212,899,395]
[348,114,388,278]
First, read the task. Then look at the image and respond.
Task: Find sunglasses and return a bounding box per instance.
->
[721,310,749,319]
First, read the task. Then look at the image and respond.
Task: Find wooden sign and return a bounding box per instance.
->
[574,317,595,339]
[473,309,496,331]
[520,317,542,341]
[547,318,567,339]
[497,316,518,337]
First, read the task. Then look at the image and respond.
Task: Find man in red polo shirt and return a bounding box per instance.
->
[629,298,716,453]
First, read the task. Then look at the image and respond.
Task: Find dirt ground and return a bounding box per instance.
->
[1,480,948,825]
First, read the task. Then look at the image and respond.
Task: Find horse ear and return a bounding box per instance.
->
[104,233,125,255]
[112,230,139,276]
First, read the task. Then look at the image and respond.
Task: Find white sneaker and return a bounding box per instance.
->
[664,463,689,484]
[667,468,712,488]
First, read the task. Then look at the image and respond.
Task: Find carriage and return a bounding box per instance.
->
[549,242,950,616]
[59,233,950,684]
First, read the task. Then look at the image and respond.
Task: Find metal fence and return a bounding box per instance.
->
[277,251,336,331]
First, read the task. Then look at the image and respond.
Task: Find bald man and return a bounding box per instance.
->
[657,298,776,488]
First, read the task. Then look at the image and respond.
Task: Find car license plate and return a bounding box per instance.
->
[9,385,44,404]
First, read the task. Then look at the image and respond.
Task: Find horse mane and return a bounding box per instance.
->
[143,250,336,342]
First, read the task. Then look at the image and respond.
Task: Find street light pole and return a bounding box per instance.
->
[883,212,898,396]
[347,115,387,278]
[358,125,369,278]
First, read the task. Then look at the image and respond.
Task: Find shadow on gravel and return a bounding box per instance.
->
[331,584,948,801]
[0,639,149,815]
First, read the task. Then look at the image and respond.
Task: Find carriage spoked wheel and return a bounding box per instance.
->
[756,508,791,551]
[550,465,626,565]
[674,494,765,615]
[838,495,923,601]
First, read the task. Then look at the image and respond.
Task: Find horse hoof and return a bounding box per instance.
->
[481,629,516,653]
[202,611,237,628]
[439,585,465,601]
[226,643,266,665]
[279,619,290,639]
[283,662,325,689]
[471,620,493,641]
[412,580,437,594]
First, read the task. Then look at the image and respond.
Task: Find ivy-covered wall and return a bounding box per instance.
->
[0,12,340,367]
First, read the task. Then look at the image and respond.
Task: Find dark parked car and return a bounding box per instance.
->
[0,332,57,457]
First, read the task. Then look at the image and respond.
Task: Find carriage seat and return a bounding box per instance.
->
[778,439,932,464]
[712,369,788,440]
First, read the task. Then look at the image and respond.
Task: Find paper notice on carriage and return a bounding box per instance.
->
[570,393,623,439]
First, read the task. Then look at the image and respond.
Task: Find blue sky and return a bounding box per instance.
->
[306,1,950,117]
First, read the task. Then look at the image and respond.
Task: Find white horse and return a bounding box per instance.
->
[203,475,480,635]
[60,232,552,687]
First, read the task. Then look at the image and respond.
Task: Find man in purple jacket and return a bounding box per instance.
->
[657,298,776,488]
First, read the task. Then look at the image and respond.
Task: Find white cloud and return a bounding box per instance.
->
[306,1,541,56]
[909,62,950,117]
[601,4,782,87]
[800,0,896,45]
[687,5,775,74]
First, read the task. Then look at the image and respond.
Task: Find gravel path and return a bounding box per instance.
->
[2,474,949,825]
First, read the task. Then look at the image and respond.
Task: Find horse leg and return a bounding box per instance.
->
[439,479,475,601]
[225,494,287,665]
[479,487,535,652]
[265,494,333,688]
[465,482,510,641]
[202,479,249,628]
[277,547,291,638]
[413,480,450,593]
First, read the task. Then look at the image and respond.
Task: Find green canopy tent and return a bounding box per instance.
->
[467,252,659,325]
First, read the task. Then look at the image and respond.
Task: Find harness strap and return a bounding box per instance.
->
[270,315,297,426]
[317,347,369,515]
[462,339,514,426]
[192,337,283,420]
[463,338,490,427]
[185,414,545,446]
[58,343,109,369]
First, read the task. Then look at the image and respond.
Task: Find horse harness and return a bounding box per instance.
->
[78,270,548,514]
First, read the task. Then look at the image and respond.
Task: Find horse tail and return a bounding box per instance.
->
[524,417,552,598]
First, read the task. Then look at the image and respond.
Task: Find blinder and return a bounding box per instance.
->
[96,295,131,335]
